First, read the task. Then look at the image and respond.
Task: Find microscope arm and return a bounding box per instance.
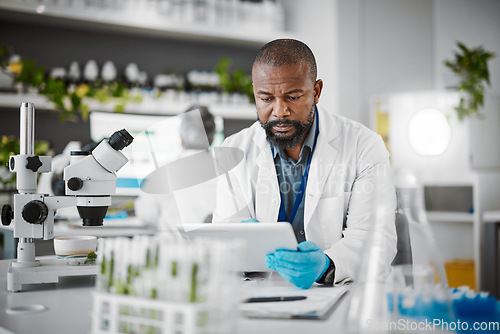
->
[43,196,112,211]
[43,196,77,211]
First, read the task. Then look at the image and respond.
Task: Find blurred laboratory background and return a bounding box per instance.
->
[0,0,499,296]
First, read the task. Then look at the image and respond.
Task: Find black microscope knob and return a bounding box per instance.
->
[22,200,48,224]
[1,204,13,226]
[67,177,84,191]
[26,156,43,172]
[9,156,15,171]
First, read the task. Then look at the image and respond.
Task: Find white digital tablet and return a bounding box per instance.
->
[177,223,298,272]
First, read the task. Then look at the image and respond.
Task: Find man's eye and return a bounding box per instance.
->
[289,96,301,100]
[261,97,273,102]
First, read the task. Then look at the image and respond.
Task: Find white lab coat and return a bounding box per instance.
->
[213,106,397,284]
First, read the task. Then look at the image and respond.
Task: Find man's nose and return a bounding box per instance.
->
[272,99,290,118]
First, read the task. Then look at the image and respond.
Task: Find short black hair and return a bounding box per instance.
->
[252,39,317,83]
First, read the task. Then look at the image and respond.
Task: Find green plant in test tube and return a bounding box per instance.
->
[190,263,199,303]
[171,262,178,277]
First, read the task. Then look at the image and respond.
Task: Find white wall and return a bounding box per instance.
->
[338,0,434,125]
[281,0,339,115]
[430,221,475,261]
[337,0,364,121]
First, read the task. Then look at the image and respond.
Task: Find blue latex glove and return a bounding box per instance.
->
[241,218,259,223]
[266,241,329,289]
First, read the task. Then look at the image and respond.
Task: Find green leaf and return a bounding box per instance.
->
[95,88,109,103]
[32,66,45,87]
[115,280,127,295]
[457,42,469,56]
[114,103,125,113]
[70,92,81,109]
[81,104,90,120]
[214,57,253,100]
[84,251,97,264]
[150,288,157,299]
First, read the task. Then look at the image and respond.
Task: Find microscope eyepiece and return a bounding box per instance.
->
[109,129,134,151]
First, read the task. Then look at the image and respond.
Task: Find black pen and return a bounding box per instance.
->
[244,296,307,303]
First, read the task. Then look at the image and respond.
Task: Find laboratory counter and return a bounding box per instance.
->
[0,258,350,334]
[1,218,156,260]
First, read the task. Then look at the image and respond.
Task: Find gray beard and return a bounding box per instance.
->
[260,106,315,151]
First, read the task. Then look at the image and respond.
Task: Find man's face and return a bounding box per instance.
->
[253,61,323,150]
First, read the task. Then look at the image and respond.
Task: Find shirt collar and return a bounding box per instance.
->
[272,107,318,162]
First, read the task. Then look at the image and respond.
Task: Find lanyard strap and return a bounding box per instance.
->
[271,107,319,223]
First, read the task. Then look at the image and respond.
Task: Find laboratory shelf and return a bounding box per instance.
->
[482,211,500,223]
[425,211,474,224]
[0,92,257,119]
[0,1,292,46]
[422,181,474,187]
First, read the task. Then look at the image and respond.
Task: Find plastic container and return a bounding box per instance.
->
[91,291,228,334]
[445,259,476,291]
[92,236,241,334]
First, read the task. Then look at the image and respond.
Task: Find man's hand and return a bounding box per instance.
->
[266,241,329,289]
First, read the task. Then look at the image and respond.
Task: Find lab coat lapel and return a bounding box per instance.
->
[304,111,339,230]
[254,135,280,222]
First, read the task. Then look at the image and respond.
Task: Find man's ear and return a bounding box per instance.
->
[314,79,323,104]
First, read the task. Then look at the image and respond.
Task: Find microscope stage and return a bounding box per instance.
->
[7,256,98,292]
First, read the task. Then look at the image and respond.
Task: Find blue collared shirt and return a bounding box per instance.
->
[273,111,318,243]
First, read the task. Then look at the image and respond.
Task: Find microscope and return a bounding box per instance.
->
[1,103,133,292]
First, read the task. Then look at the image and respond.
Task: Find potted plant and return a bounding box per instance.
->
[215,57,254,103]
[0,46,142,122]
[444,42,495,121]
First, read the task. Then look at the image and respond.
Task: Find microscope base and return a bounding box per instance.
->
[7,256,98,292]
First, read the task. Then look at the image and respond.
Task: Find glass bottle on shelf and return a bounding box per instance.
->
[83,59,100,87]
[67,61,81,91]
[101,60,117,84]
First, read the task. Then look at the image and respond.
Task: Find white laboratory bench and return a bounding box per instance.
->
[0,218,156,260]
[0,258,350,334]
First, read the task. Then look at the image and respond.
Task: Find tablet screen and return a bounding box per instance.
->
[178,223,298,272]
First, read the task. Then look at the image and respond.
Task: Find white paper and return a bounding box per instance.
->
[239,284,347,319]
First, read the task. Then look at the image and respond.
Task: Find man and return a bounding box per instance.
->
[213,39,397,289]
